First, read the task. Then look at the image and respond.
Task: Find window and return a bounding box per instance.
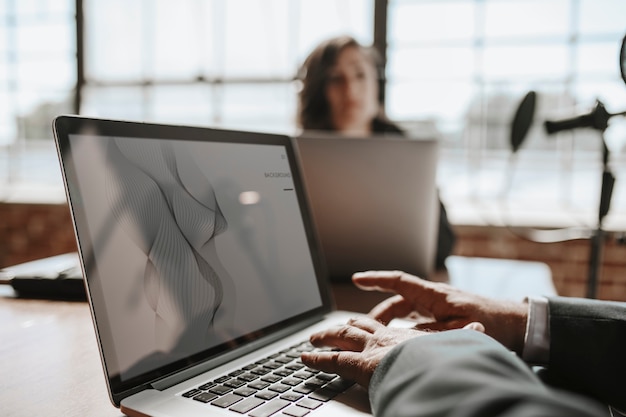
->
[1,0,373,197]
[80,0,373,131]
[2,0,626,231]
[0,0,75,198]
[387,0,626,229]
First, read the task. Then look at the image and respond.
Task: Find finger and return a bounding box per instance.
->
[463,321,485,333]
[368,294,415,325]
[309,323,372,351]
[415,318,472,332]
[301,350,368,387]
[352,270,405,292]
[352,270,435,299]
[346,316,385,333]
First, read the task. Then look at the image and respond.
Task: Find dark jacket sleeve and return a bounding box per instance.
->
[369,330,607,417]
[541,296,626,411]
[435,198,455,269]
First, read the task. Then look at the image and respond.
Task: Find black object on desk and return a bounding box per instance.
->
[0,253,86,300]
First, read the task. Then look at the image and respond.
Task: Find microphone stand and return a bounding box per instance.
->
[589,136,614,299]
[545,100,617,298]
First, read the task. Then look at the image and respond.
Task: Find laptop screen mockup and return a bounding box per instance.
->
[54,117,330,402]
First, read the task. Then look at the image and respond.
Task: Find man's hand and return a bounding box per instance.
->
[353,270,528,354]
[301,316,426,388]
[301,316,484,388]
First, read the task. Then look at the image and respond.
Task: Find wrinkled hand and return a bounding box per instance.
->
[301,316,425,388]
[301,316,484,388]
[353,270,528,354]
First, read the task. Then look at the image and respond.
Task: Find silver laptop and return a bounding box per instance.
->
[294,132,440,281]
[52,116,373,417]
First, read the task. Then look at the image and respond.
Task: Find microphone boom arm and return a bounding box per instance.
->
[544,100,614,134]
[543,99,625,298]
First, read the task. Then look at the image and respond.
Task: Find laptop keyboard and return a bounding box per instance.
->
[181,341,355,416]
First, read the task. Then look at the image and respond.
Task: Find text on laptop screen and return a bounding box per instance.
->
[68,133,323,383]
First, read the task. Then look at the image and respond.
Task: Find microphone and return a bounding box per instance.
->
[544,100,611,134]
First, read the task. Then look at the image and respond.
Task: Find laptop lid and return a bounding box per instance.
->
[294,132,440,281]
[52,116,333,406]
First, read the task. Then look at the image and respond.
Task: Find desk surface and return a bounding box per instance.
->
[1,256,555,417]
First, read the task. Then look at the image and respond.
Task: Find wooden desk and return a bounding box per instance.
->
[0,256,555,417]
[0,288,123,417]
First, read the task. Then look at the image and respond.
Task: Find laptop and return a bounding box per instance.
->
[52,115,373,417]
[294,132,440,281]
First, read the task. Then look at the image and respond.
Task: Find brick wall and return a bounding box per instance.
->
[0,202,77,267]
[2,202,626,301]
[454,225,626,301]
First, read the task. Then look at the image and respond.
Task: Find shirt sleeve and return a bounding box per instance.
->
[522,295,550,365]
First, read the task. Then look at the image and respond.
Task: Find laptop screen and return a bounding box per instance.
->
[294,133,439,281]
[54,117,329,398]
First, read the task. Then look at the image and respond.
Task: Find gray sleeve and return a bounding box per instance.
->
[369,329,606,417]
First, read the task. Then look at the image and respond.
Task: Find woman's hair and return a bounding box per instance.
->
[296,35,400,132]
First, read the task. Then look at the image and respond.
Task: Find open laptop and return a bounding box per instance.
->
[52,115,374,417]
[294,132,440,281]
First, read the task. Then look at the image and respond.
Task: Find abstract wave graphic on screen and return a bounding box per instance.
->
[105,138,233,351]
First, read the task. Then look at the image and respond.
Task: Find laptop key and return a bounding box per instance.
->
[248,398,290,417]
[192,392,218,403]
[283,406,310,417]
[297,398,323,410]
[325,377,355,392]
[248,381,270,390]
[308,387,338,402]
[239,373,259,382]
[292,384,316,395]
[280,392,303,402]
[261,375,281,383]
[304,377,326,388]
[198,381,216,390]
[182,388,202,398]
[234,387,257,397]
[294,344,313,352]
[211,393,244,408]
[225,378,247,388]
[251,367,272,376]
[209,385,233,395]
[316,372,336,381]
[229,396,265,414]
[274,368,293,377]
[293,371,315,380]
[281,377,302,387]
[255,390,278,401]
[268,383,290,393]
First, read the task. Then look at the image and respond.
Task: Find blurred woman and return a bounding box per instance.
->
[296,35,456,268]
[297,35,400,135]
